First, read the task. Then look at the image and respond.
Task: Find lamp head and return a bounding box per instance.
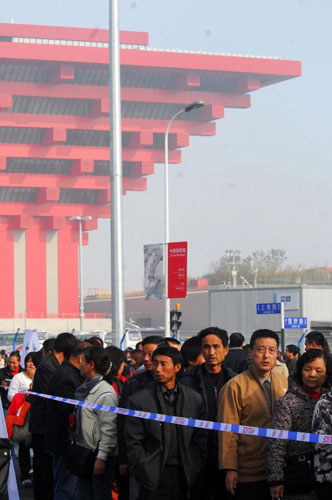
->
[68,216,92,221]
[185,100,204,112]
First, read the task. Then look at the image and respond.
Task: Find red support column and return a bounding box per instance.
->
[0,218,14,317]
[58,223,79,314]
[25,220,47,316]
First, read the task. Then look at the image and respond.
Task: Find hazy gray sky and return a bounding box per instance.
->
[2,0,332,292]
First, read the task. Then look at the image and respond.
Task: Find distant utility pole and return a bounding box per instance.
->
[226,249,241,288]
[68,216,92,331]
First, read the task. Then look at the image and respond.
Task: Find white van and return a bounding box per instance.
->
[121,328,142,350]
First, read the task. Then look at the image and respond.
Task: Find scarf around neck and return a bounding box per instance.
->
[74,374,103,444]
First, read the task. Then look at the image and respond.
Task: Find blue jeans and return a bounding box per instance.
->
[52,453,77,500]
[74,455,116,500]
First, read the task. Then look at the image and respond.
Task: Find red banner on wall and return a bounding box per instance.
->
[167,241,188,298]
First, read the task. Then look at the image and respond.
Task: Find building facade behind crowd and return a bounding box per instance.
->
[3,328,332,500]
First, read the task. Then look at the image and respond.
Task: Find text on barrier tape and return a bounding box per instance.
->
[24,391,332,445]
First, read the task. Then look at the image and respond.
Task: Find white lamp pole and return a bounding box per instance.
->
[109,0,125,347]
[164,100,204,337]
[69,216,91,331]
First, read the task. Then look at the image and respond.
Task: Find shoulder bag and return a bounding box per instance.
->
[284,453,316,494]
[65,443,98,477]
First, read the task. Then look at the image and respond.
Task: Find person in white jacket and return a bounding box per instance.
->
[8,352,35,402]
[74,346,118,500]
[8,352,36,487]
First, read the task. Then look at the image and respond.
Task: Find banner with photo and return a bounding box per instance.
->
[144,244,164,300]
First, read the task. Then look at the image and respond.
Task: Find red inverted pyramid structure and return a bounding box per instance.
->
[0,23,301,318]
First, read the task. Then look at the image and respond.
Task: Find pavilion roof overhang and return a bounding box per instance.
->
[0,23,301,218]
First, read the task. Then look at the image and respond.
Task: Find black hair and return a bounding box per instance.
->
[31,351,42,367]
[286,344,300,356]
[106,346,126,377]
[229,332,245,348]
[86,336,103,347]
[142,336,164,347]
[24,352,35,370]
[158,338,181,349]
[197,327,228,348]
[249,329,279,349]
[152,345,183,367]
[83,347,110,376]
[131,349,143,365]
[9,351,20,361]
[42,338,55,353]
[165,337,181,346]
[135,341,143,350]
[181,336,202,368]
[54,332,78,359]
[293,349,332,388]
[305,331,330,353]
[71,341,90,358]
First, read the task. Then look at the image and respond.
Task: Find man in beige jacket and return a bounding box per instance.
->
[218,329,288,500]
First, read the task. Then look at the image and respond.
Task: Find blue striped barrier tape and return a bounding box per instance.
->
[23,390,332,445]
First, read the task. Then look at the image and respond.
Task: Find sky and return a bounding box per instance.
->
[1,0,332,293]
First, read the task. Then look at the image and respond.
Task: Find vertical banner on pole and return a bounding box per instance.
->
[168,242,188,299]
[144,244,164,300]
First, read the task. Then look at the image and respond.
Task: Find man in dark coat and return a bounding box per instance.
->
[120,335,164,404]
[45,342,87,500]
[223,332,248,374]
[125,345,207,500]
[29,332,77,500]
[285,344,300,376]
[118,336,163,475]
[180,327,234,500]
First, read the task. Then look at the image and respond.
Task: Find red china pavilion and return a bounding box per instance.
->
[0,23,301,318]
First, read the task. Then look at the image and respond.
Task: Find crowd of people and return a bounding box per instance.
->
[0,328,332,500]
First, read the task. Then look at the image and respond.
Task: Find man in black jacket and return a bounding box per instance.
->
[120,335,164,405]
[118,336,163,476]
[224,332,248,374]
[29,332,77,500]
[125,345,207,500]
[180,327,234,500]
[45,342,87,500]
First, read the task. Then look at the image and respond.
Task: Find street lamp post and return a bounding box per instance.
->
[164,100,204,337]
[109,0,124,347]
[69,216,91,330]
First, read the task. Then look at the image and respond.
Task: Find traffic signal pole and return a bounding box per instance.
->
[170,304,182,340]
